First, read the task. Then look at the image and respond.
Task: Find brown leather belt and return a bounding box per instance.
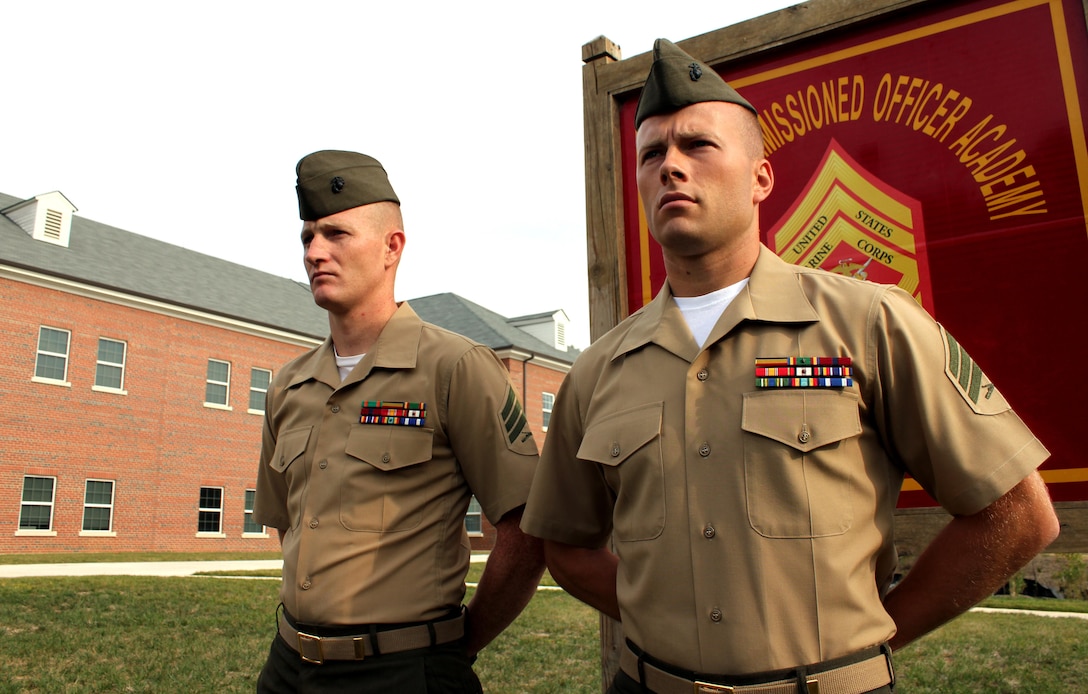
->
[278,611,465,665]
[620,642,893,694]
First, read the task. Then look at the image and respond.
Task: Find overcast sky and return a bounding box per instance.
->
[3,0,796,348]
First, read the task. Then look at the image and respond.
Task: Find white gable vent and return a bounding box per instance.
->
[509,309,571,351]
[1,191,77,248]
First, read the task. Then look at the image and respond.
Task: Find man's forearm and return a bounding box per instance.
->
[465,508,546,656]
[544,540,620,621]
[883,472,1059,650]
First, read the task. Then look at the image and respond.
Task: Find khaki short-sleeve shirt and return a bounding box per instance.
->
[254,302,538,626]
[521,246,1047,674]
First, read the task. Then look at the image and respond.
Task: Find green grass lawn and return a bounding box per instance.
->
[1,558,1086,693]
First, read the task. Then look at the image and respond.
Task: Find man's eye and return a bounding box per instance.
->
[641,150,662,163]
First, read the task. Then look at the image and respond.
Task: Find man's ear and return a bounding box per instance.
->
[753,158,774,205]
[385,228,406,269]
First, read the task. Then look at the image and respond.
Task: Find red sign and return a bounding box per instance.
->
[619,0,1088,506]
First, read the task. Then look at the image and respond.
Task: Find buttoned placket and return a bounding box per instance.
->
[296,388,351,603]
[685,349,728,637]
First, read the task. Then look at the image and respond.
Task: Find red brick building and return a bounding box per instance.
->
[0,191,573,555]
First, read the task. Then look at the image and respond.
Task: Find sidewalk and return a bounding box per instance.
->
[0,560,283,578]
[0,554,490,579]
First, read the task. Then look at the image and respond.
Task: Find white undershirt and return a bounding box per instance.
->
[673,278,749,348]
[334,350,364,382]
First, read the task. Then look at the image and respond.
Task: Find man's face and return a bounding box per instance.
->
[635,101,771,260]
[300,203,401,314]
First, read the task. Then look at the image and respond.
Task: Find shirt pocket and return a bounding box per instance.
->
[741,390,862,539]
[340,425,435,532]
[270,427,312,474]
[577,402,664,542]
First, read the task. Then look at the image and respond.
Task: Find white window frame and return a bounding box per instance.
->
[33,326,72,387]
[542,392,555,432]
[80,479,117,536]
[92,337,128,394]
[197,486,226,537]
[248,367,272,415]
[204,359,232,410]
[243,488,267,537]
[17,475,58,536]
[464,496,483,537]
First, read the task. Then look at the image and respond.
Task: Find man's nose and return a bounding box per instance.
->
[659,150,686,184]
[304,237,327,265]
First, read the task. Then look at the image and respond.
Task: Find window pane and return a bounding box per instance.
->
[243,490,262,533]
[98,339,125,363]
[464,497,482,533]
[85,480,113,505]
[205,382,227,405]
[95,363,123,389]
[198,511,221,533]
[207,360,229,381]
[22,477,54,503]
[250,368,271,390]
[19,505,52,530]
[35,354,67,380]
[38,328,69,353]
[200,487,222,508]
[83,507,111,531]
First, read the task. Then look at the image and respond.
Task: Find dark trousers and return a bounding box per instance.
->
[256,632,482,694]
[607,669,894,694]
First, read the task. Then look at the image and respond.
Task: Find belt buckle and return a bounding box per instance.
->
[296,631,325,665]
[694,682,735,693]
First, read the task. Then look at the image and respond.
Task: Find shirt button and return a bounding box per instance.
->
[710,608,723,622]
[309,518,319,529]
[381,453,391,464]
[703,525,716,539]
[610,443,621,457]
[331,404,341,413]
[798,430,811,444]
[301,579,312,590]
[697,369,709,381]
[699,443,711,457]
[319,460,328,469]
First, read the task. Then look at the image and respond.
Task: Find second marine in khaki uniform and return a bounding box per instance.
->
[254,150,544,694]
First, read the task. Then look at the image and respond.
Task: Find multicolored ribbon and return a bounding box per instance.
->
[755,357,853,388]
[360,401,426,426]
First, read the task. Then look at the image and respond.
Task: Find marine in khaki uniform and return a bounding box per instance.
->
[254,150,544,693]
[520,39,1059,694]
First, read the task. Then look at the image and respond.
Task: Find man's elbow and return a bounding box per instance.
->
[1000,472,1060,555]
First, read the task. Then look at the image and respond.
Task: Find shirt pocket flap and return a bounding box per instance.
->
[577,402,663,467]
[345,425,434,471]
[270,427,312,473]
[741,390,860,452]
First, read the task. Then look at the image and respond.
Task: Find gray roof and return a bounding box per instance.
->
[0,191,328,338]
[0,191,575,363]
[407,293,575,363]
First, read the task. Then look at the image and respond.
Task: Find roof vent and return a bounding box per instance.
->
[0,191,77,248]
[509,309,570,351]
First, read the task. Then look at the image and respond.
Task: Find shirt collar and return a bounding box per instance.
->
[611,245,820,362]
[285,302,423,390]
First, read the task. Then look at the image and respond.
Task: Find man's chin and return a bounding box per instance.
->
[311,291,342,313]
